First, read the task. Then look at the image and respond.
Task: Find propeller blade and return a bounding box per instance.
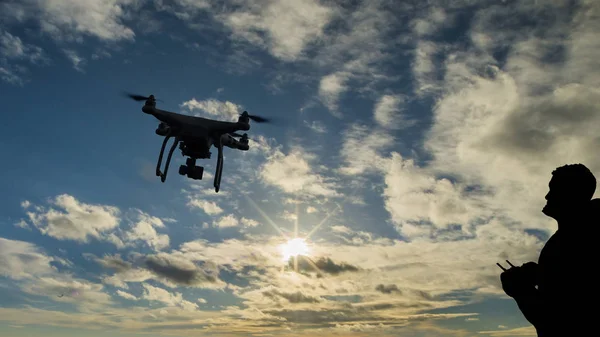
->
[123,92,149,101]
[248,115,270,123]
[229,132,245,138]
[123,92,163,102]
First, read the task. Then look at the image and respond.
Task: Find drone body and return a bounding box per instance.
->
[127,93,268,192]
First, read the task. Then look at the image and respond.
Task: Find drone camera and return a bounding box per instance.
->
[179,164,204,180]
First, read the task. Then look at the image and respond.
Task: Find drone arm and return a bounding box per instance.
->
[214,143,224,193]
[222,134,249,151]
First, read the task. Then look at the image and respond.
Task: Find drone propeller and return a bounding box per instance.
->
[123,92,163,102]
[228,132,246,138]
[240,111,270,123]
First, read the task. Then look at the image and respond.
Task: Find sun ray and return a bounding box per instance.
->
[244,194,289,240]
[299,254,323,275]
[305,202,341,239]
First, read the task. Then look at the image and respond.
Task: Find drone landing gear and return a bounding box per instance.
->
[179,158,204,180]
[156,135,180,182]
[214,144,224,193]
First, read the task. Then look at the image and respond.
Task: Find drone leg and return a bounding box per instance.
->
[161,137,180,182]
[214,144,224,192]
[156,135,172,177]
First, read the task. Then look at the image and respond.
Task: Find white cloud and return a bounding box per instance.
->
[318,71,350,117]
[216,0,334,62]
[14,220,30,230]
[0,66,24,85]
[63,49,86,72]
[0,237,113,309]
[411,7,449,38]
[124,212,170,251]
[116,290,137,300]
[382,152,496,238]
[187,198,223,215]
[180,98,242,121]
[26,194,120,243]
[260,148,338,197]
[373,94,415,130]
[1,0,136,42]
[338,124,394,176]
[240,217,259,228]
[0,30,46,85]
[0,238,57,280]
[303,120,327,133]
[411,40,440,96]
[479,326,536,336]
[0,30,45,62]
[214,214,239,228]
[419,0,600,233]
[141,283,198,311]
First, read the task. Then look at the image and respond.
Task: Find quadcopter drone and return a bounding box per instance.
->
[125,92,270,192]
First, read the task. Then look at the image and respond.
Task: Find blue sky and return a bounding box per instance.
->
[1,0,599,336]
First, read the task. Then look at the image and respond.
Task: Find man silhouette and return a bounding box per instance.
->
[500,163,599,337]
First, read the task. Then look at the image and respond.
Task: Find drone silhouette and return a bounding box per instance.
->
[124,92,270,192]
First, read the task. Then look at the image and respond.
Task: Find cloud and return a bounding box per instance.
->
[180,98,242,121]
[0,0,136,42]
[339,123,395,176]
[116,289,137,300]
[0,238,57,280]
[0,30,45,62]
[213,214,239,228]
[478,325,536,336]
[382,153,496,238]
[0,66,24,85]
[95,254,132,273]
[14,219,30,230]
[417,0,600,235]
[240,217,259,228]
[141,283,198,311]
[259,148,339,197]
[123,211,170,251]
[263,288,322,304]
[318,71,350,117]
[214,0,334,62]
[187,198,224,215]
[289,255,360,276]
[63,49,86,72]
[373,94,415,130]
[92,252,223,289]
[0,237,113,309]
[375,284,401,294]
[304,120,327,133]
[25,194,121,243]
[144,253,218,286]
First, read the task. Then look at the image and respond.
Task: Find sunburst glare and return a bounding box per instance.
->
[279,238,310,262]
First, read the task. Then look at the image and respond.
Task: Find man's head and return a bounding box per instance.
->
[542,163,596,221]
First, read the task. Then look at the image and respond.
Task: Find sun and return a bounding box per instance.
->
[280,238,310,261]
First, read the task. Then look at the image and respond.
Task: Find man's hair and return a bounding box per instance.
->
[551,163,596,201]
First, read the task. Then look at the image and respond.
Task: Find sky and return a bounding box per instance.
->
[0,0,599,336]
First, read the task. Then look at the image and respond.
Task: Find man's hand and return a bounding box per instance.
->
[500,261,538,298]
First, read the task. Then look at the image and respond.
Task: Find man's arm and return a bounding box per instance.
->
[500,264,546,331]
